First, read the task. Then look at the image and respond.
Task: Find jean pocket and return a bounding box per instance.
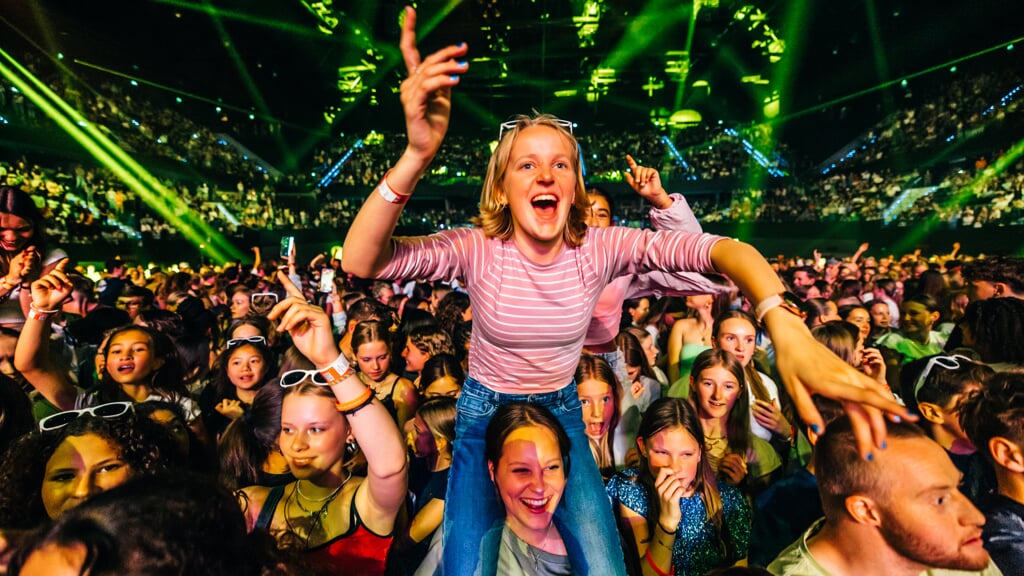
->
[457,390,497,421]
[558,390,583,415]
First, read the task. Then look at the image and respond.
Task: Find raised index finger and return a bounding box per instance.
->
[625,154,638,170]
[399,6,421,74]
[276,270,304,299]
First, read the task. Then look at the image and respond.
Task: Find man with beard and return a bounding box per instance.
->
[769,417,1001,576]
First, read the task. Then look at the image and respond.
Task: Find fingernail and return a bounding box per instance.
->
[458,42,466,48]
[458,61,467,66]
[891,415,901,423]
[880,441,887,450]
[810,424,820,434]
[450,75,459,81]
[865,452,874,461]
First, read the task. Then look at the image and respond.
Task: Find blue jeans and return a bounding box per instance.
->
[440,377,627,576]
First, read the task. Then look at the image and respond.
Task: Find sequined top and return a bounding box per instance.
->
[607,468,751,576]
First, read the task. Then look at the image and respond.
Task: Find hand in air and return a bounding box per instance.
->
[399,6,469,162]
[267,270,339,368]
[623,155,670,208]
[30,258,71,311]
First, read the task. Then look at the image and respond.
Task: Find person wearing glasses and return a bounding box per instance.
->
[0,402,171,531]
[199,336,279,441]
[334,7,909,574]
[236,273,407,575]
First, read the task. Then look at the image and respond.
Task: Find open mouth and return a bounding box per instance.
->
[116,363,136,374]
[531,195,559,216]
[586,422,607,438]
[521,496,551,513]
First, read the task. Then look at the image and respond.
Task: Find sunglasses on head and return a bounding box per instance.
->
[227,336,267,349]
[498,117,574,140]
[280,369,329,388]
[38,401,135,432]
[913,354,973,401]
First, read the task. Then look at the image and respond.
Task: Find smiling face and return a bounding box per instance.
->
[104,329,163,386]
[355,340,391,382]
[869,301,891,329]
[693,365,742,421]
[226,344,266,391]
[873,437,990,572]
[900,301,939,338]
[586,193,612,228]
[499,125,578,259]
[489,425,567,549]
[578,378,615,440]
[0,213,34,253]
[846,307,872,341]
[402,338,430,373]
[640,425,701,498]
[41,433,133,518]
[715,317,757,367]
[280,393,349,482]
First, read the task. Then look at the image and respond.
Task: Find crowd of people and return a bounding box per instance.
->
[0,9,1023,576]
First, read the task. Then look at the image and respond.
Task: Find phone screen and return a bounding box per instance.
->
[319,268,336,293]
[280,236,295,259]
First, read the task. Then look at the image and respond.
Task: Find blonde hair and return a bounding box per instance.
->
[471,114,590,247]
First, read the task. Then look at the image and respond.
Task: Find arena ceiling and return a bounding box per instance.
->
[4,0,1023,162]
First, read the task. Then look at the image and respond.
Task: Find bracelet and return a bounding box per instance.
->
[335,386,373,414]
[318,353,356,386]
[28,303,59,321]
[657,522,676,536]
[376,170,410,205]
[644,549,674,576]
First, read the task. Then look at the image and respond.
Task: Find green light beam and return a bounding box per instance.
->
[891,136,1024,255]
[0,49,241,263]
[766,35,1024,127]
[602,0,685,71]
[152,0,336,38]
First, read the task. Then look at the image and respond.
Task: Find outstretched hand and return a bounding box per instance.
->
[399,6,468,163]
[765,309,913,459]
[623,155,671,209]
[267,270,339,368]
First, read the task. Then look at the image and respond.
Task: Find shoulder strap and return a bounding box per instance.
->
[255,485,286,530]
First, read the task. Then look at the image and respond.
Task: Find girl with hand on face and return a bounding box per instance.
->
[238,272,407,575]
[607,397,750,576]
[341,7,907,573]
[689,349,781,495]
[352,320,418,431]
[16,260,205,440]
[712,311,795,459]
[199,337,278,441]
[0,186,65,332]
[615,330,661,413]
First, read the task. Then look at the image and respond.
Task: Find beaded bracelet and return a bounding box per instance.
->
[27,303,59,321]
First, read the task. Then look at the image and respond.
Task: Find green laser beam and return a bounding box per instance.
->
[0,48,242,263]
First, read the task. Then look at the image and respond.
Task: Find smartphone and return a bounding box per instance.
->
[280,236,295,259]
[250,292,279,315]
[319,267,336,293]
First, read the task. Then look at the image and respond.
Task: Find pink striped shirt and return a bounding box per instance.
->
[378,226,724,393]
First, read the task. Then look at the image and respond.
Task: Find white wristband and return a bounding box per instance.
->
[318,352,355,386]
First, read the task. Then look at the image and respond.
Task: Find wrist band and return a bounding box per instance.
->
[657,522,676,536]
[318,353,356,386]
[644,549,674,576]
[335,386,373,414]
[28,303,59,321]
[376,171,410,204]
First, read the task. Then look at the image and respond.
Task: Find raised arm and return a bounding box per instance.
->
[708,239,912,458]
[342,6,468,278]
[268,271,408,532]
[14,258,77,410]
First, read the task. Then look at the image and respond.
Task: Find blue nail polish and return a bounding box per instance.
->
[458,42,466,48]
[881,441,887,450]
[450,75,459,81]
[810,424,820,434]
[892,415,902,423]
[458,61,467,66]
[866,453,874,461]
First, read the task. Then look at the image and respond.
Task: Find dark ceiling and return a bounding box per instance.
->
[4,0,1023,166]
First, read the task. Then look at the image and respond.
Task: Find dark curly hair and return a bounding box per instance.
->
[0,411,172,529]
[435,291,471,339]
